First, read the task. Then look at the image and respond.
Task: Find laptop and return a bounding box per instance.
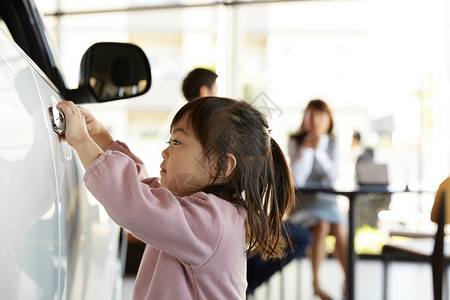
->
[356,161,389,186]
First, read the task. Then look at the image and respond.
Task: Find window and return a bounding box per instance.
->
[36,0,450,188]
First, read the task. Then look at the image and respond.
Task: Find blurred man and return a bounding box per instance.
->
[181,68,218,101]
[351,130,374,165]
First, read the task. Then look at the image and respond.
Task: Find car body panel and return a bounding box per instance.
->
[0,14,121,300]
[0,27,61,299]
[0,0,151,297]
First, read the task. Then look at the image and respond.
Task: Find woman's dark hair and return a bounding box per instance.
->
[171,97,296,260]
[290,99,334,143]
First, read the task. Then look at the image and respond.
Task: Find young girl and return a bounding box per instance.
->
[57,97,296,300]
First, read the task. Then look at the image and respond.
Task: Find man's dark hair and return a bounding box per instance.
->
[182,68,218,101]
[352,130,361,141]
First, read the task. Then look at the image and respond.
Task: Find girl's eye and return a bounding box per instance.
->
[167,139,180,145]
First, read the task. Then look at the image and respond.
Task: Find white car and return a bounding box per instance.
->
[0,0,151,299]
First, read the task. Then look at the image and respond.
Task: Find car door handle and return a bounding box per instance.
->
[49,106,65,135]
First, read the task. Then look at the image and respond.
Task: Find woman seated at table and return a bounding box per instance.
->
[288,99,348,300]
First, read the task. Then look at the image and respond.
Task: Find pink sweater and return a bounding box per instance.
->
[83,141,247,300]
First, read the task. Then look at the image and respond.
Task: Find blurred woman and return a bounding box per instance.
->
[288,99,348,300]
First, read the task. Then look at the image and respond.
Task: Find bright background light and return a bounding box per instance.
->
[36,0,450,190]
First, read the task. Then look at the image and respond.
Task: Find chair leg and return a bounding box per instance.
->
[445,264,449,300]
[265,278,271,300]
[296,258,302,300]
[432,254,447,300]
[382,253,389,300]
[432,260,443,300]
[279,257,287,300]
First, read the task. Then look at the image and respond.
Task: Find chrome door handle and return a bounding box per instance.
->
[49,106,65,135]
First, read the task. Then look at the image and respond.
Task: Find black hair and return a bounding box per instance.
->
[352,130,361,141]
[171,97,296,259]
[181,68,218,101]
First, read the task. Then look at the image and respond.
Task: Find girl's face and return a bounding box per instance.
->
[160,116,214,195]
[303,108,331,136]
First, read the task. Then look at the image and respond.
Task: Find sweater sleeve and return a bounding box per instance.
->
[105,140,148,179]
[313,135,340,184]
[83,149,228,268]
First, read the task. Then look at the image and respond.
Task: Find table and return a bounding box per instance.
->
[298,184,418,300]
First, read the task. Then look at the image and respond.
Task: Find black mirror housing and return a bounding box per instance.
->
[67,42,151,104]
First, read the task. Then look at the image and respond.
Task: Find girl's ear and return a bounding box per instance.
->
[215,153,237,179]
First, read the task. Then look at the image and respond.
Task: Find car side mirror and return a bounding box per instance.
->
[67,42,151,104]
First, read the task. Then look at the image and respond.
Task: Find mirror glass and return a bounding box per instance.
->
[85,43,151,102]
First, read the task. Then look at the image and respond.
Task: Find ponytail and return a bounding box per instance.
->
[245,137,296,260]
[269,137,295,221]
[256,137,296,259]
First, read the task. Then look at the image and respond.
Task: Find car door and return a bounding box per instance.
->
[0,0,152,298]
[0,25,122,299]
[0,25,64,299]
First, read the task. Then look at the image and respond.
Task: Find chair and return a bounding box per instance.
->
[246,221,311,299]
[381,190,448,300]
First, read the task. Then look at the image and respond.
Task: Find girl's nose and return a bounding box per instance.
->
[161,147,168,159]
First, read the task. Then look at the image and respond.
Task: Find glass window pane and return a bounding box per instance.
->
[35,0,450,189]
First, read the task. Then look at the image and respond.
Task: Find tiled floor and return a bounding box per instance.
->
[121,257,439,300]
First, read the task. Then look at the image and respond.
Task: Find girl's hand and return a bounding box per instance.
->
[77,106,114,150]
[77,106,103,138]
[56,101,104,170]
[56,101,90,148]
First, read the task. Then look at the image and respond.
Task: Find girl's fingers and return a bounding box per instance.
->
[56,100,75,111]
[57,101,83,122]
[77,106,89,115]
[56,102,77,122]
[56,101,86,131]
